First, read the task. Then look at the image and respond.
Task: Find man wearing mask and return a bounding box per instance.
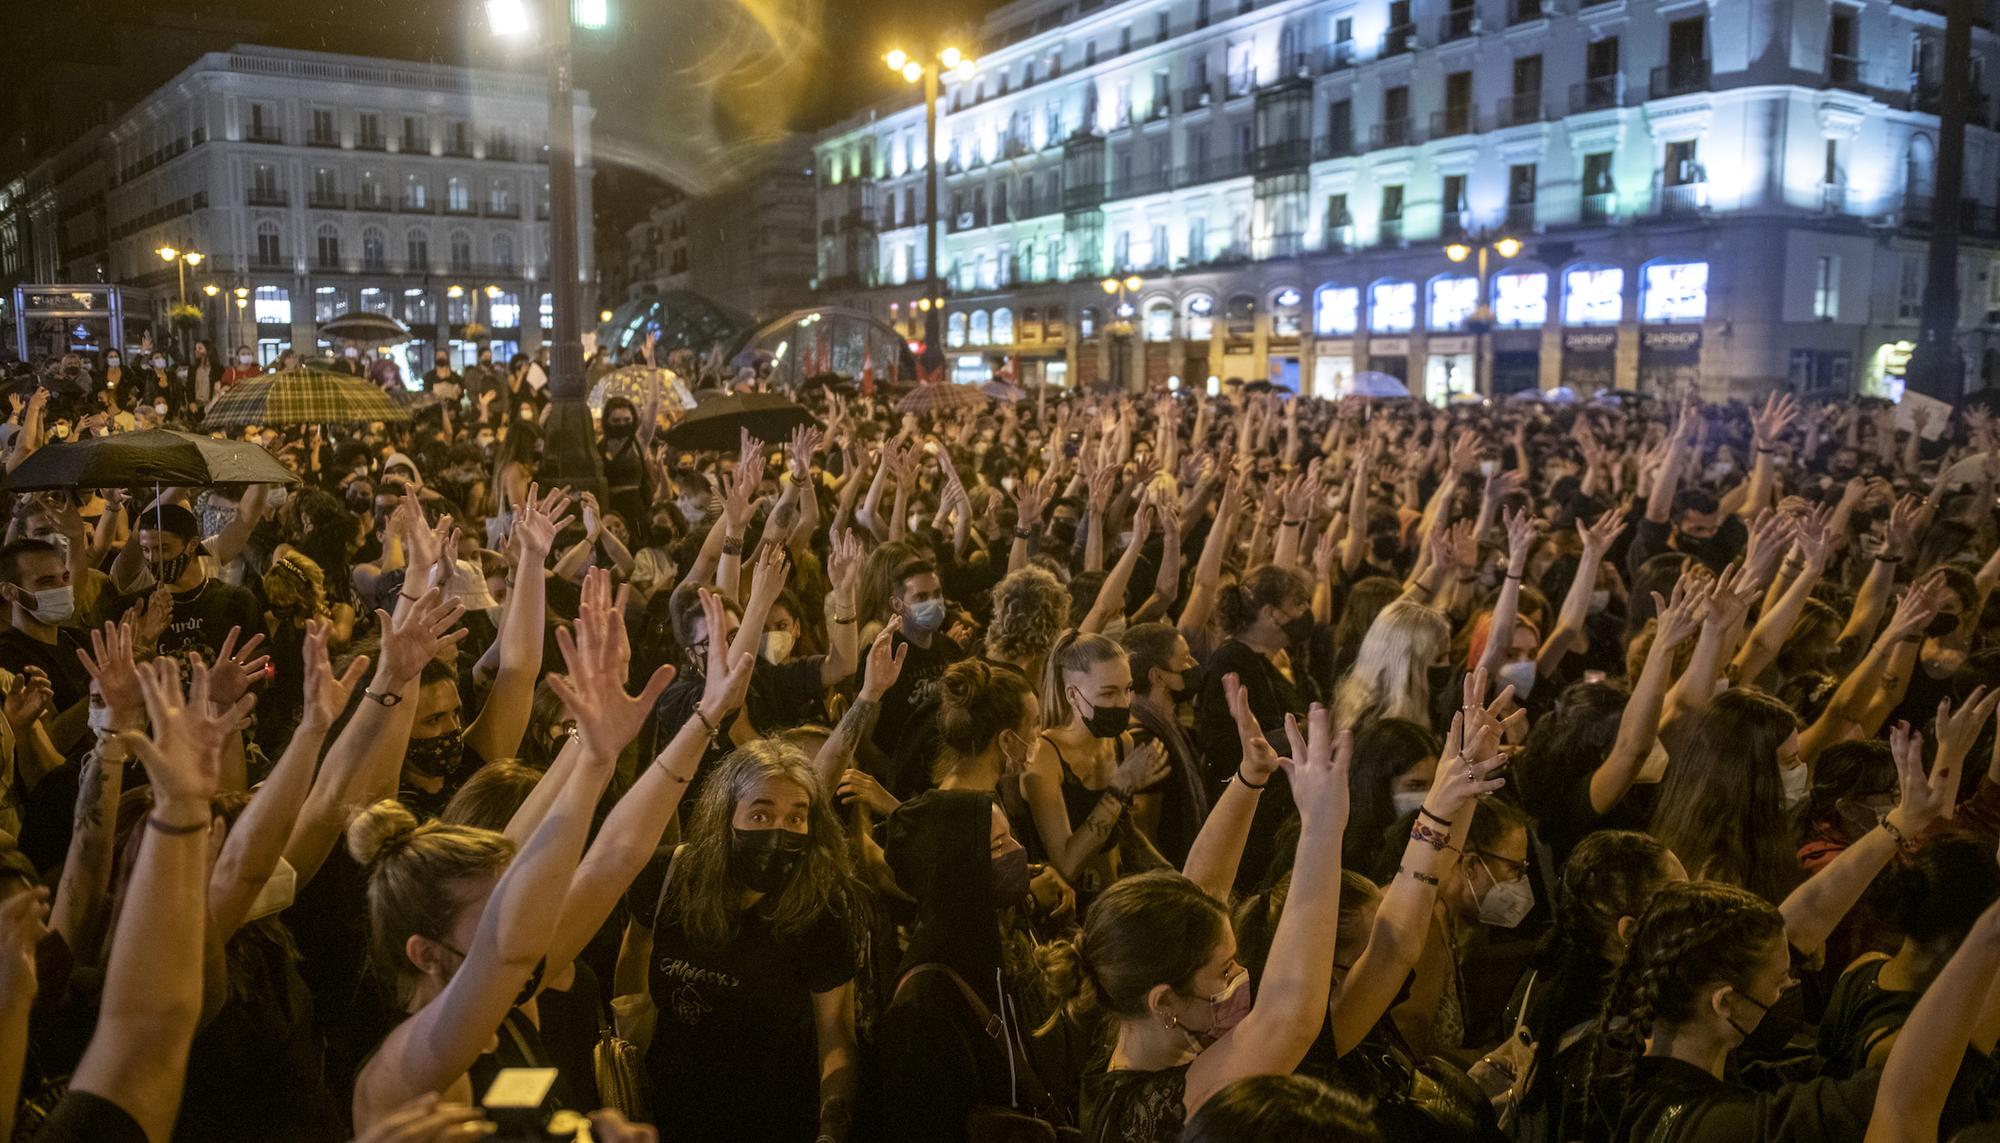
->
[109,502,262,663]
[468,346,499,408]
[0,539,89,751]
[424,351,463,406]
[871,553,963,755]
[598,397,651,545]
[221,345,261,388]
[1627,401,1747,578]
[332,339,365,377]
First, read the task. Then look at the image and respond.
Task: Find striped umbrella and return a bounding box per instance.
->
[200,367,412,430]
[896,382,986,415]
[589,364,694,414]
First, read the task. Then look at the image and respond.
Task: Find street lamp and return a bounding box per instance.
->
[156,246,207,358]
[233,287,250,352]
[1443,234,1520,398]
[1100,274,1142,392]
[886,43,977,379]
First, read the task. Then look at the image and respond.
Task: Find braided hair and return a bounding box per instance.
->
[1582,881,1783,1134]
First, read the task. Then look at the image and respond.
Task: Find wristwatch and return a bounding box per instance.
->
[362,690,403,708]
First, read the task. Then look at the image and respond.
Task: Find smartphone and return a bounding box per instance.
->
[1583,669,1607,684]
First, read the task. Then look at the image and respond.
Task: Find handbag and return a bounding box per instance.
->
[593,1010,651,1124]
[895,964,1082,1143]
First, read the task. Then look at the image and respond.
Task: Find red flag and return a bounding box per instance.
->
[860,353,876,396]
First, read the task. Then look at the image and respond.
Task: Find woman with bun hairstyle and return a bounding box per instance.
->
[1040,703,1351,1142]
[933,657,1040,794]
[1024,631,1171,897]
[632,738,864,1143]
[350,571,742,1131]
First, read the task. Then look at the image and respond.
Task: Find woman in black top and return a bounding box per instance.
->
[597,397,654,548]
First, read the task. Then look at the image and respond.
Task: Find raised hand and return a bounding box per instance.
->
[1651,575,1710,652]
[1703,561,1764,630]
[375,585,469,687]
[725,441,767,531]
[787,424,823,484]
[78,621,144,728]
[1752,390,1799,451]
[1014,473,1055,528]
[119,656,253,806]
[0,882,49,1003]
[549,568,678,765]
[1883,574,1946,645]
[1223,672,1280,784]
[1483,468,1525,507]
[204,625,271,709]
[1112,739,1170,796]
[1578,507,1627,557]
[1934,687,2000,772]
[1886,494,1929,556]
[836,768,900,816]
[512,483,574,561]
[1503,505,1538,570]
[826,527,864,600]
[858,616,909,702]
[746,542,791,610]
[1424,711,1508,825]
[694,588,756,721]
[1280,704,1352,837]
[580,491,603,541]
[1448,517,1481,573]
[1886,721,1955,838]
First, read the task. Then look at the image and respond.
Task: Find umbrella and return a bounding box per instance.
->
[1243,378,1296,395]
[200,367,412,431]
[1343,371,1412,399]
[662,393,819,452]
[5,429,298,491]
[318,313,412,348]
[897,383,986,415]
[589,365,695,414]
[980,380,1026,403]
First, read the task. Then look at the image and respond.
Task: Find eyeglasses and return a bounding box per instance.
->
[1472,850,1530,883]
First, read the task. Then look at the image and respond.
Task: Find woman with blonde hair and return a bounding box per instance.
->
[1331,599,1450,731]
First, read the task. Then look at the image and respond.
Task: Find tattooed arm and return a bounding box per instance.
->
[49,742,124,964]
[813,694,881,798]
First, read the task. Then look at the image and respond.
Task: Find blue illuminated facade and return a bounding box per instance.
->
[813,0,2000,399]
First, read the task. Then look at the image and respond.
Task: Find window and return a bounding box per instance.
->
[312,167,339,201]
[358,112,383,148]
[1824,139,1841,186]
[360,286,389,314]
[489,183,515,215]
[403,288,433,325]
[1583,151,1615,196]
[314,285,346,321]
[1510,164,1538,203]
[446,120,471,155]
[1665,139,1699,185]
[361,227,387,270]
[1080,306,1101,339]
[1563,266,1624,325]
[1144,300,1174,341]
[406,229,430,270]
[1430,277,1479,329]
[1156,12,1169,40]
[402,115,426,151]
[1511,55,1542,119]
[449,230,473,271]
[1120,25,1133,53]
[1587,37,1619,79]
[1184,293,1215,340]
[253,285,290,325]
[493,233,516,270]
[1336,16,1353,42]
[1493,271,1549,326]
[948,311,968,347]
[310,108,337,145]
[447,177,470,212]
[1812,254,1840,320]
[540,293,553,329]
[251,164,279,199]
[1898,254,1922,317]
[1641,261,1709,322]
[491,292,521,328]
[405,174,429,208]
[970,311,992,345]
[315,224,341,269]
[447,292,473,324]
[1370,281,1417,332]
[248,102,277,140]
[255,222,283,266]
[1444,71,1473,132]
[1442,174,1467,232]
[1312,285,1360,335]
[359,170,384,207]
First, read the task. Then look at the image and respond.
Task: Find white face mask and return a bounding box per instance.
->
[151,358,166,369]
[245,857,298,921]
[106,356,120,367]
[1780,760,1810,810]
[1392,789,1429,818]
[1588,589,1611,614]
[344,347,359,359]
[761,629,796,665]
[153,402,168,416]
[1000,476,1018,493]
[1495,657,1537,699]
[1475,859,1535,928]
[19,584,73,625]
[1478,459,1498,478]
[87,703,114,733]
[239,354,253,365]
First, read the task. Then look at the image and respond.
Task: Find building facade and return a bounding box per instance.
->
[84,45,594,367]
[813,0,2000,399]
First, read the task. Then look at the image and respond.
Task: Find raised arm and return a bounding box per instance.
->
[1866,895,2000,1143]
[1741,391,1796,519]
[207,481,272,571]
[1799,577,1942,764]
[1539,510,1626,680]
[1181,674,1283,901]
[1470,508,1536,694]
[1730,507,1831,685]
[1131,498,1184,624]
[0,885,47,1143]
[816,619,904,794]
[72,656,250,1143]
[1081,500,1153,634]
[466,487,569,764]
[1180,473,1245,642]
[820,526,863,687]
[57,625,141,962]
[1838,495,1925,662]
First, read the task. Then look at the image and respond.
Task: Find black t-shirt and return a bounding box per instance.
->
[1612,1056,1876,1143]
[0,627,94,712]
[643,655,828,791]
[645,903,856,1143]
[30,1090,147,1143]
[872,632,964,758]
[147,579,264,663]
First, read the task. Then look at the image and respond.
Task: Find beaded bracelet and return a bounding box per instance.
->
[1880,817,1920,855]
[1411,820,1455,851]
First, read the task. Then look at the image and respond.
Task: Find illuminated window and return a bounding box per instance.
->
[540,293,553,330]
[1563,266,1624,325]
[253,286,291,325]
[491,292,522,328]
[402,288,433,324]
[1184,293,1215,340]
[1144,301,1174,341]
[1494,271,1548,327]
[1369,281,1416,333]
[947,311,968,347]
[1428,277,1478,330]
[360,287,389,314]
[314,286,345,322]
[991,307,1015,344]
[970,310,991,345]
[1272,288,1303,337]
[1315,286,1359,335]
[1640,261,1708,323]
[1813,255,1840,320]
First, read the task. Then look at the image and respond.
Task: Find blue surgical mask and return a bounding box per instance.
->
[905,598,947,633]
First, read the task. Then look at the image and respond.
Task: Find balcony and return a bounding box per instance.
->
[246,188,288,207]
[306,132,341,149]
[1439,7,1477,42]
[307,191,348,209]
[401,134,426,154]
[246,128,284,145]
[1225,73,1255,100]
[1651,58,1711,98]
[1509,0,1548,22]
[1315,133,1357,160]
[1384,23,1417,56]
[1828,54,1865,92]
[1380,217,1407,246]
[1902,192,1934,228]
[1181,84,1216,112]
[949,205,986,233]
[1063,181,1107,211]
[1109,167,1173,198]
[839,207,876,230]
[1504,201,1538,232]
[1910,76,1944,113]
[1497,92,1543,126]
[1176,151,1252,187]
[355,194,392,212]
[1250,138,1313,174]
[1581,191,1617,224]
[1659,181,1709,215]
[1820,182,1848,214]
[398,197,437,213]
[484,202,521,218]
[356,134,387,152]
[443,200,478,216]
[1258,233,1306,259]
[1373,118,1417,148]
[488,142,519,162]
[443,140,474,158]
[1323,220,1355,252]
[1571,75,1624,113]
[1431,106,1478,138]
[1440,210,1470,240]
[1320,42,1356,72]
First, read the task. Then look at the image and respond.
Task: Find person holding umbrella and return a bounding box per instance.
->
[109,502,262,664]
[332,340,365,378]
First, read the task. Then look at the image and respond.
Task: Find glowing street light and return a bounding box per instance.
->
[447,284,466,298]
[485,0,532,36]
[598,309,614,323]
[939,46,963,69]
[882,43,979,380]
[156,246,179,262]
[1441,234,1522,398]
[202,283,220,297]
[885,49,908,71]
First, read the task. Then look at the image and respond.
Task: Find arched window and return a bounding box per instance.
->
[1640,259,1709,323]
[492,232,516,270]
[1314,285,1359,336]
[991,307,1014,345]
[1492,270,1549,327]
[254,221,282,267]
[947,311,968,347]
[1368,280,1417,333]
[970,310,992,346]
[449,230,473,271]
[1224,293,1256,338]
[1270,287,1304,337]
[1079,306,1101,339]
[314,223,341,270]
[361,226,387,271]
[1143,299,1174,342]
[1183,293,1215,340]
[1428,276,1478,330]
[1562,265,1625,325]
[405,228,430,270]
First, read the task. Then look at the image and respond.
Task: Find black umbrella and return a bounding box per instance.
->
[4,429,299,491]
[318,313,413,348]
[662,393,819,452]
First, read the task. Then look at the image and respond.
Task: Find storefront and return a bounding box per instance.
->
[1312,340,1356,398]
[1490,330,1543,395]
[11,284,154,361]
[1561,329,1618,391]
[1424,335,1475,403]
[1368,337,1411,383]
[1637,327,1702,396]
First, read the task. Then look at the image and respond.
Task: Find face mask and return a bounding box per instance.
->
[1479,459,1498,478]
[156,551,193,586]
[1370,533,1401,564]
[245,857,298,922]
[406,728,471,783]
[1426,663,1455,693]
[344,348,359,359]
[998,729,1030,775]
[106,356,119,367]
[761,630,796,665]
[239,354,253,365]
[1047,519,1078,548]
[153,402,168,416]
[991,847,1032,907]
[1000,476,1018,493]
[1588,589,1611,614]
[1780,760,1810,810]
[1495,657,1537,699]
[1927,611,1962,638]
[1182,970,1253,1050]
[151,358,166,369]
[87,703,114,733]
[1072,690,1131,739]
[20,584,73,625]
[1392,789,1429,818]
[1281,611,1315,645]
[729,826,810,895]
[904,598,947,634]
[1727,982,1804,1054]
[1475,858,1535,928]
[604,419,635,439]
[1168,663,1204,703]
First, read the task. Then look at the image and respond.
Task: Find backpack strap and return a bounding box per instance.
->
[896,963,1060,1117]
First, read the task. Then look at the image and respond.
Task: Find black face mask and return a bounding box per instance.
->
[1369,533,1401,565]
[1673,529,1734,567]
[992,848,1032,907]
[1047,519,1078,548]
[406,728,470,784]
[730,827,810,895]
[1169,664,1204,704]
[1927,611,1962,638]
[1076,694,1130,738]
[1729,982,1805,1057]
[604,420,635,439]
[1282,612,1315,646]
[1426,664,1455,693]
[157,551,194,586]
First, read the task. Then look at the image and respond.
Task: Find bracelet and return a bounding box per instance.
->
[1755,445,1776,454]
[829,612,857,624]
[1876,554,1903,564]
[720,538,743,556]
[1283,518,1304,528]
[1456,573,1477,583]
[1880,816,1920,854]
[399,592,421,603]
[1505,571,1524,581]
[1408,583,1432,598]
[147,814,209,835]
[1401,866,1441,886]
[694,705,719,739]
[1013,527,1034,540]
[1103,785,1136,807]
[1411,820,1455,851]
[1418,806,1453,829]
[1234,766,1269,790]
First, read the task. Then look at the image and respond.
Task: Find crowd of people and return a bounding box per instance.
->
[0,337,1992,1143]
